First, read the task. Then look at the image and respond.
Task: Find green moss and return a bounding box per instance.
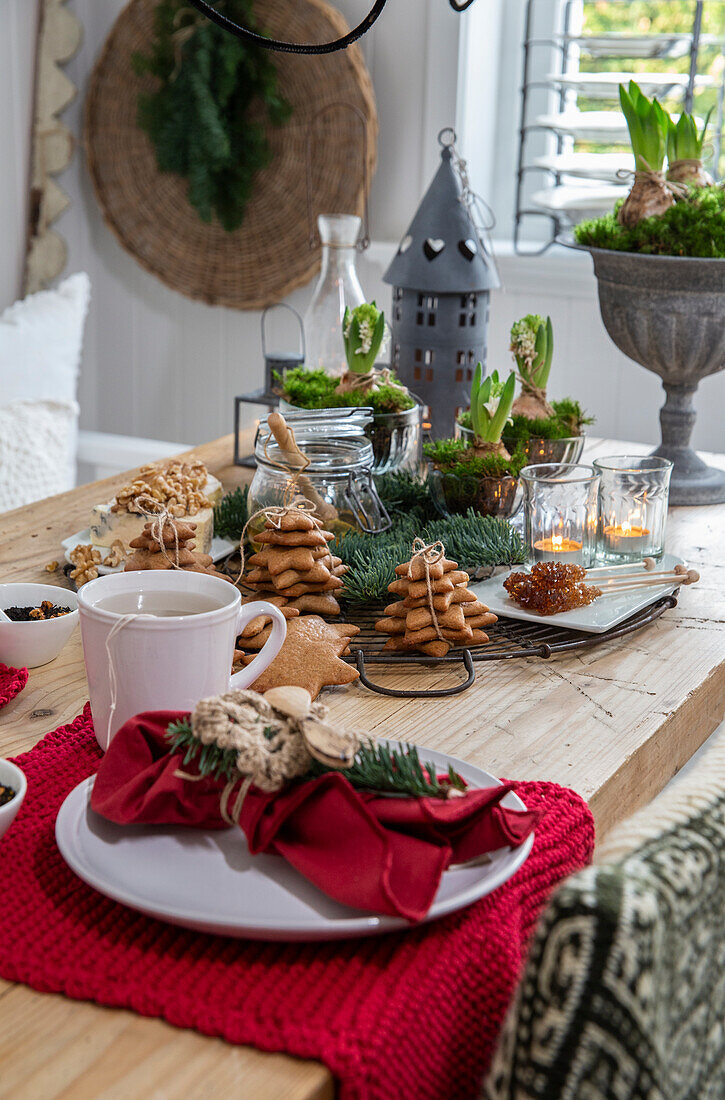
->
[574,187,725,257]
[423,438,526,479]
[458,399,592,441]
[276,367,415,415]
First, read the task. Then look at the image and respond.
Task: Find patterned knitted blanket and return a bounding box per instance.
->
[1,707,594,1100]
[485,782,725,1099]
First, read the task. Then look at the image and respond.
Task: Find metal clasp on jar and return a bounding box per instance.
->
[343,471,391,533]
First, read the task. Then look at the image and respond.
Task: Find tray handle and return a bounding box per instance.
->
[353,649,475,698]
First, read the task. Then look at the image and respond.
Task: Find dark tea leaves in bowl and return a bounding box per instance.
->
[4,601,72,622]
[0,785,16,807]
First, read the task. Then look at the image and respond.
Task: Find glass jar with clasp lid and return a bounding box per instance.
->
[247,409,391,540]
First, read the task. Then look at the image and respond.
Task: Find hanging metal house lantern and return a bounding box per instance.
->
[384,129,500,438]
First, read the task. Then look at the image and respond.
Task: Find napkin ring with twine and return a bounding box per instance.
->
[175,688,360,825]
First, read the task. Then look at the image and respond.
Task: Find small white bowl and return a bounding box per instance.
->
[0,583,79,668]
[0,758,27,840]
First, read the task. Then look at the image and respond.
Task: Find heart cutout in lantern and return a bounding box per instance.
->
[424,238,445,260]
[399,234,413,254]
[459,238,478,261]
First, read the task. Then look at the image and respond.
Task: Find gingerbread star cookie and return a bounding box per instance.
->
[244,615,360,700]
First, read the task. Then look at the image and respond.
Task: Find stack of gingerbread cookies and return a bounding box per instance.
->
[243,509,348,619]
[375,547,497,657]
[124,519,232,581]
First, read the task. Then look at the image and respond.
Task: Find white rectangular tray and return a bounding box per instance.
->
[470,554,683,635]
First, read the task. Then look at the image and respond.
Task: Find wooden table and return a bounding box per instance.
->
[1,432,724,1099]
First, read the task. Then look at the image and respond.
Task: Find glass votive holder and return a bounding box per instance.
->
[594,455,673,563]
[520,463,600,568]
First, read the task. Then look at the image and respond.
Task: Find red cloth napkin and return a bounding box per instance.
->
[0,663,28,709]
[0,707,595,1100]
[91,711,541,922]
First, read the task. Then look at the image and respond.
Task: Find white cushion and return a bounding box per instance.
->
[0,273,90,404]
[0,399,79,512]
[0,272,90,488]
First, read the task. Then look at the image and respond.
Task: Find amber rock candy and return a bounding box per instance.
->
[503,561,601,615]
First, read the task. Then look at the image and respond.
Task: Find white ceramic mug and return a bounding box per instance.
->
[77,571,287,750]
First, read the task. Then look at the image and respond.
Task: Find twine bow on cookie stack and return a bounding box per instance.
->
[123,496,232,581]
[175,687,360,825]
[375,537,498,657]
[236,494,349,632]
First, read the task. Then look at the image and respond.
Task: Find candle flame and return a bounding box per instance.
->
[551,534,563,550]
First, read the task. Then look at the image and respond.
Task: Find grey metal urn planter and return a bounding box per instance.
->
[584,247,725,505]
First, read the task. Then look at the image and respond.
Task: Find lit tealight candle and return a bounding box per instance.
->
[602,520,651,556]
[533,534,584,564]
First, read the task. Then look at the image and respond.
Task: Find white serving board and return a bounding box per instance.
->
[62,529,237,575]
[470,553,683,635]
[55,742,534,941]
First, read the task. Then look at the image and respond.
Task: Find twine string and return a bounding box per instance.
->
[104,613,153,752]
[171,690,348,826]
[133,496,187,569]
[408,537,446,645]
[616,161,690,200]
[234,498,321,584]
[335,366,402,395]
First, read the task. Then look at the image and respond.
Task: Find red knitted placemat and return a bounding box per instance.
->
[1,707,594,1100]
[0,663,28,709]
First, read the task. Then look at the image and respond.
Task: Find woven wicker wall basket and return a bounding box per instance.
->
[84,0,378,309]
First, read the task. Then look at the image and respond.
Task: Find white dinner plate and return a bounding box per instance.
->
[536,110,703,144]
[533,151,634,183]
[547,71,711,99]
[62,528,237,574]
[55,742,534,941]
[531,184,627,220]
[565,34,695,60]
[471,553,683,635]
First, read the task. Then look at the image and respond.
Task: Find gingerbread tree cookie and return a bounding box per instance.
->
[243,509,348,617]
[124,519,233,582]
[375,539,497,657]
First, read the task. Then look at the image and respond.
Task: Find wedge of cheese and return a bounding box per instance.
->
[89,476,223,553]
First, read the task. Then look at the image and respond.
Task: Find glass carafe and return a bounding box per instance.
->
[303,214,365,377]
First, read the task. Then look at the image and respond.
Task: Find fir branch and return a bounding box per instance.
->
[165,722,466,799]
[332,507,526,604]
[214,485,249,540]
[134,0,292,232]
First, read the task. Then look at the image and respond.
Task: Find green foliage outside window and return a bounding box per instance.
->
[576,2,725,175]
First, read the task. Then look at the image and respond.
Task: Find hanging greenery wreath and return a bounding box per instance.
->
[133,0,292,232]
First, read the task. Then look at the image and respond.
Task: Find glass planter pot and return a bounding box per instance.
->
[249,410,391,538]
[454,421,585,465]
[280,394,424,475]
[520,463,600,567]
[428,464,520,520]
[594,455,673,563]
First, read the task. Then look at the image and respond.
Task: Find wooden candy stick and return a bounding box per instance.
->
[266,412,338,526]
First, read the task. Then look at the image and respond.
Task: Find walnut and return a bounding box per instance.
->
[109,457,211,517]
[69,543,102,587]
[45,560,59,573]
[102,539,126,568]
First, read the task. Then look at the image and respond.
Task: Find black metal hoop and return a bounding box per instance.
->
[185,0,388,54]
[185,0,477,53]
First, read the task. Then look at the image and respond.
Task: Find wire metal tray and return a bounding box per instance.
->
[340,594,678,698]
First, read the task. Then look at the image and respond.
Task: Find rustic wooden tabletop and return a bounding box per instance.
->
[1,431,723,1099]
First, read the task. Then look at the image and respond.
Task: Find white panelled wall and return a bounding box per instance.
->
[1,0,724,455]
